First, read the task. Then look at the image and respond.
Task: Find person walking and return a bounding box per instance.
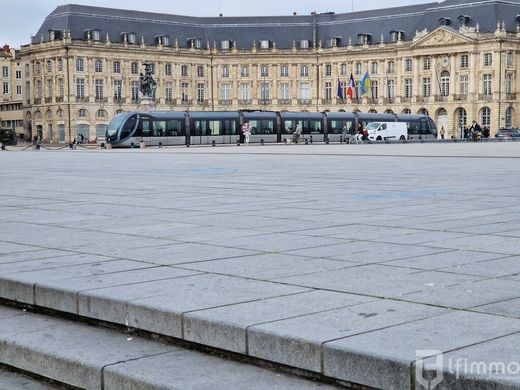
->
[440,126,446,139]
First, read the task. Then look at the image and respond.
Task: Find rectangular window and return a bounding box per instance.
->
[483,74,492,95]
[94,60,103,73]
[181,65,188,77]
[279,82,290,100]
[2,66,8,78]
[280,65,289,77]
[260,65,269,77]
[57,59,63,72]
[131,62,138,75]
[131,81,139,101]
[483,53,492,66]
[15,70,21,79]
[404,78,413,98]
[239,83,251,101]
[113,61,121,73]
[505,73,513,94]
[46,61,52,73]
[165,82,173,101]
[221,66,229,78]
[460,54,469,69]
[181,82,189,102]
[46,79,53,97]
[423,57,431,71]
[387,79,395,98]
[325,65,332,77]
[371,80,378,99]
[422,77,431,97]
[340,63,347,77]
[240,66,249,77]
[506,52,514,68]
[95,79,104,100]
[299,82,310,100]
[387,61,395,74]
[2,82,8,94]
[371,62,378,75]
[197,83,205,103]
[220,83,230,100]
[76,58,84,72]
[260,82,270,101]
[16,85,21,95]
[76,78,84,98]
[165,63,172,76]
[300,65,309,77]
[324,82,332,100]
[404,58,413,72]
[113,80,122,100]
[355,62,361,75]
[197,65,204,77]
[459,75,468,95]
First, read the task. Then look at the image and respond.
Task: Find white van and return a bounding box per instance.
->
[366,122,407,141]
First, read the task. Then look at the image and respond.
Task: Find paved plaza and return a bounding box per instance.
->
[1,142,520,389]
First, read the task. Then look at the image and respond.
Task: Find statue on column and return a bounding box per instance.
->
[139,62,156,98]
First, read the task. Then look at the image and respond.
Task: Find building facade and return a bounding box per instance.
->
[18,0,520,141]
[0,45,24,135]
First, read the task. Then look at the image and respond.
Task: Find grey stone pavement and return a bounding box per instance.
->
[1,142,520,389]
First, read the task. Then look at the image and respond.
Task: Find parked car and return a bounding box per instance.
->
[495,128,520,139]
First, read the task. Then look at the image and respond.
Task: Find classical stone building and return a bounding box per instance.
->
[18,0,520,141]
[0,45,24,136]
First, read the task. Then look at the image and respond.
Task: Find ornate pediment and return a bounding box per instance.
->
[411,27,474,48]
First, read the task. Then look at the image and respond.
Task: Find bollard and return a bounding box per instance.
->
[100,142,105,149]
[140,141,146,149]
[260,138,264,146]
[158,142,163,148]
[212,140,215,147]
[236,139,240,146]
[325,137,329,144]
[340,135,343,143]
[130,142,135,148]
[310,136,313,144]
[305,138,308,145]
[106,142,112,149]
[0,144,4,150]
[284,138,287,145]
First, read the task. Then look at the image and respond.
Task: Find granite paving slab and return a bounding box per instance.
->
[384,250,506,270]
[247,299,448,372]
[323,311,520,390]
[0,368,62,390]
[183,290,376,353]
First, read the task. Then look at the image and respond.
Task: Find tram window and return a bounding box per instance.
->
[222,120,236,135]
[140,119,152,136]
[153,120,166,136]
[121,115,137,138]
[283,120,295,134]
[307,120,322,134]
[166,120,183,136]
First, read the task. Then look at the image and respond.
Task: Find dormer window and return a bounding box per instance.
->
[458,15,471,26]
[48,30,62,41]
[327,37,340,47]
[156,35,170,46]
[221,40,231,50]
[260,40,270,49]
[187,38,202,49]
[357,34,372,45]
[389,30,404,43]
[85,29,100,41]
[300,39,309,49]
[122,32,136,44]
[439,17,452,26]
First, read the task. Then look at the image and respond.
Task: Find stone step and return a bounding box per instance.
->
[0,305,340,390]
[0,367,65,390]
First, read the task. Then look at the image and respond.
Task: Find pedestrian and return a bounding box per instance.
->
[440,126,446,139]
[80,133,85,144]
[242,122,251,144]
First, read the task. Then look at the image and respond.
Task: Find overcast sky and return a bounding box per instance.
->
[2,0,437,49]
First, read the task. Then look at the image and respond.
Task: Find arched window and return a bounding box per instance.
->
[440,71,450,96]
[505,107,514,128]
[481,107,491,127]
[419,108,429,116]
[97,109,108,119]
[56,109,63,119]
[402,108,411,114]
[384,109,394,114]
[368,109,378,113]
[458,107,467,129]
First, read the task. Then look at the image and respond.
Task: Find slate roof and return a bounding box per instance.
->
[32,0,520,49]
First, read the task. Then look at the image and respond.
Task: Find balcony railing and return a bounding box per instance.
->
[44,97,53,103]
[95,97,108,103]
[478,93,492,100]
[321,99,333,104]
[279,99,292,105]
[33,98,41,104]
[131,98,140,104]
[181,99,193,105]
[113,97,126,104]
[55,96,64,103]
[76,97,89,103]
[298,99,311,105]
[453,94,467,101]
[434,95,447,102]
[165,98,176,105]
[383,97,394,104]
[506,93,517,100]
[239,99,251,105]
[218,99,232,105]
